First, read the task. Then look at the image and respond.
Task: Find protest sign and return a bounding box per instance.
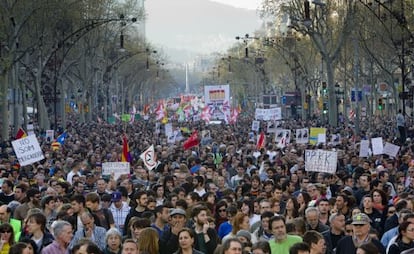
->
[12,135,44,166]
[383,142,400,157]
[305,149,337,173]
[359,140,370,157]
[102,162,130,180]
[371,137,384,155]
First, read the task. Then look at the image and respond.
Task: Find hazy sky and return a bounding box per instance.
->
[145,0,262,63]
[210,0,262,10]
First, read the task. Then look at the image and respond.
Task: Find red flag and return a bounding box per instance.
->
[121,135,132,162]
[183,131,199,150]
[15,128,27,140]
[256,132,266,150]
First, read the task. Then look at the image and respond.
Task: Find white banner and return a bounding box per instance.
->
[255,108,282,121]
[102,162,130,180]
[12,135,44,166]
[305,149,337,173]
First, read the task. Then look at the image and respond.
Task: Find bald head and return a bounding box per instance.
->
[0,205,10,223]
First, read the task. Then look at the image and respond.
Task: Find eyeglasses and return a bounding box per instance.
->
[353,224,366,227]
[1,230,11,233]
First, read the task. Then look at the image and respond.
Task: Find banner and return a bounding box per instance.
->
[102,162,130,180]
[255,108,282,121]
[12,135,44,166]
[305,149,337,173]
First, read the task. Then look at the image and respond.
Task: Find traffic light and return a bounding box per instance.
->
[323,102,328,114]
[322,82,327,95]
[378,98,383,110]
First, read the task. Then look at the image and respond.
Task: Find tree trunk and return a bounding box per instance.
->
[0,71,10,141]
[326,57,338,127]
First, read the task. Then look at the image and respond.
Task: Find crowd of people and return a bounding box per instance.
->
[0,112,413,254]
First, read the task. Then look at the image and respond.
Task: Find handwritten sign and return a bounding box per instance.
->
[102,162,130,180]
[12,135,44,166]
[359,140,370,157]
[305,149,337,173]
[371,137,383,155]
[383,142,400,157]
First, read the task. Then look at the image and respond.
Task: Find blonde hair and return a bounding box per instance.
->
[137,228,159,254]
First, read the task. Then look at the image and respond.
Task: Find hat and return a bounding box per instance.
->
[352,213,371,225]
[111,191,122,202]
[170,208,186,217]
[236,230,251,242]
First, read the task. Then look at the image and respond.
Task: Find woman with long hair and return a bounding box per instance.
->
[388,221,414,254]
[0,223,15,254]
[202,192,216,215]
[8,242,34,254]
[239,200,260,226]
[21,213,54,254]
[371,189,388,216]
[136,227,159,254]
[173,228,204,254]
[284,198,300,223]
[214,200,228,230]
[222,212,250,243]
[297,191,311,216]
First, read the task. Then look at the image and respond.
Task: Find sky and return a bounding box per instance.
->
[210,0,262,10]
[145,0,263,63]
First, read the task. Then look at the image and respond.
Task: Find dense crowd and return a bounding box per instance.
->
[0,113,413,254]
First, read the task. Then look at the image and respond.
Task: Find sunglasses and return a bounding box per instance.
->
[1,230,11,233]
[218,209,226,212]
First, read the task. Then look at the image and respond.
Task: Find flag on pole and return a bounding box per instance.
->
[139,145,158,170]
[121,135,132,162]
[15,128,27,140]
[256,132,266,150]
[56,132,67,145]
[183,131,199,150]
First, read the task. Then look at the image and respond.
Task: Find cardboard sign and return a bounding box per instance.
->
[359,140,370,157]
[12,135,44,166]
[371,137,384,155]
[102,162,130,180]
[305,149,337,173]
[383,142,400,157]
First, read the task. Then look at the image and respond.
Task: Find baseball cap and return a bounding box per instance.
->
[352,213,371,225]
[170,208,186,217]
[111,191,122,202]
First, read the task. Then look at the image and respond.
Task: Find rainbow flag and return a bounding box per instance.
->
[121,135,132,162]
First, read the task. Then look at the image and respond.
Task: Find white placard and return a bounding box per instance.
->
[27,124,35,136]
[295,128,309,144]
[45,130,54,142]
[12,135,45,166]
[165,123,173,137]
[317,133,326,143]
[383,142,400,157]
[305,149,338,173]
[102,162,130,180]
[251,121,260,132]
[267,121,277,133]
[371,137,384,155]
[359,140,370,157]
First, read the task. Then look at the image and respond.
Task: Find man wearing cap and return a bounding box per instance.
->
[159,208,187,254]
[335,213,385,254]
[109,191,130,235]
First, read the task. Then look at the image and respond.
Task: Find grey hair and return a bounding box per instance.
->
[105,228,122,242]
[305,206,319,217]
[53,220,72,237]
[329,212,344,223]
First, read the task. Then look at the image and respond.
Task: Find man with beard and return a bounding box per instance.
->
[269,215,302,254]
[191,205,219,254]
[13,188,41,221]
[123,190,148,234]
